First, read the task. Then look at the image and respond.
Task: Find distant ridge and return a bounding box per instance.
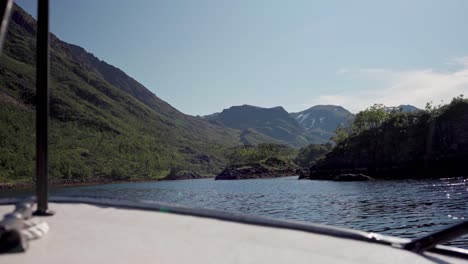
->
[384,104,420,113]
[290,105,354,143]
[205,104,355,146]
[205,105,310,147]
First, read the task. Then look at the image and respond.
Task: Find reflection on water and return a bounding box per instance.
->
[2,177,467,248]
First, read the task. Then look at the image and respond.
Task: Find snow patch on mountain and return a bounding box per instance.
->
[295,113,310,124]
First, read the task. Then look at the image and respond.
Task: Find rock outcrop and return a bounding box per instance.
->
[302,100,468,180]
[215,158,298,180]
[164,170,208,180]
[332,174,373,181]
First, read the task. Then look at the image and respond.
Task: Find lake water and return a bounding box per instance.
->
[2,176,467,248]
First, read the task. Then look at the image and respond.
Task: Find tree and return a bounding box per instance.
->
[225,143,294,165]
[295,143,332,168]
[331,124,349,145]
[351,104,388,134]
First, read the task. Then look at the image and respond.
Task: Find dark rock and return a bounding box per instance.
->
[164,170,207,180]
[215,161,298,180]
[179,146,195,154]
[296,168,310,179]
[196,154,211,163]
[263,157,288,167]
[332,173,373,181]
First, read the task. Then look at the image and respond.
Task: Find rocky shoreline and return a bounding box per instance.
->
[215,158,300,180]
[164,170,214,180]
[0,177,165,190]
[300,164,467,181]
[0,172,219,189]
[307,173,374,181]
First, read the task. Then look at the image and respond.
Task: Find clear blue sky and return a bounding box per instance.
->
[17,0,468,114]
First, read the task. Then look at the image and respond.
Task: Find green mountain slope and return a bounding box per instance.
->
[0,4,244,183]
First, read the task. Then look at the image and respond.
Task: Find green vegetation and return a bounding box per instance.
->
[305,96,468,180]
[3,5,465,184]
[0,5,246,184]
[216,143,299,180]
[226,143,297,166]
[294,143,332,168]
[351,104,389,134]
[222,97,468,175]
[0,104,35,183]
[330,124,349,145]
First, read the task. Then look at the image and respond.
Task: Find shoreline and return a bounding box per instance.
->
[3,171,465,190]
[215,171,299,180]
[301,166,468,181]
[0,178,159,190]
[0,176,211,190]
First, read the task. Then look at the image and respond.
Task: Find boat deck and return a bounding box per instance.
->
[0,202,466,264]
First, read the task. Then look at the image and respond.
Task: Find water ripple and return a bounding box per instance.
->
[4,176,466,248]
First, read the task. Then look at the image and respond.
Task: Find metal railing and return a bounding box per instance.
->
[34,0,53,216]
[0,0,53,216]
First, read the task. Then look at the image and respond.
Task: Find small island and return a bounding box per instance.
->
[215,157,299,180]
[215,144,302,180]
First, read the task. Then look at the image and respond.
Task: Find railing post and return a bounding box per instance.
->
[0,0,14,52]
[403,221,468,252]
[34,0,53,216]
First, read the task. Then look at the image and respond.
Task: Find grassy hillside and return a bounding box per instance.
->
[0,5,246,184]
[294,143,332,168]
[225,143,297,166]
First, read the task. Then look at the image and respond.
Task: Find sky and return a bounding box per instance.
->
[16,0,468,115]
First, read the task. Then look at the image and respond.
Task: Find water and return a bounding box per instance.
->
[2,177,467,248]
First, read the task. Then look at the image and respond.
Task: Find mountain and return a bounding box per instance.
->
[384,104,420,113]
[290,105,354,143]
[205,105,310,147]
[0,4,246,183]
[397,104,419,112]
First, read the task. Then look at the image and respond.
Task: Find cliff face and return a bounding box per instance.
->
[304,100,468,180]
